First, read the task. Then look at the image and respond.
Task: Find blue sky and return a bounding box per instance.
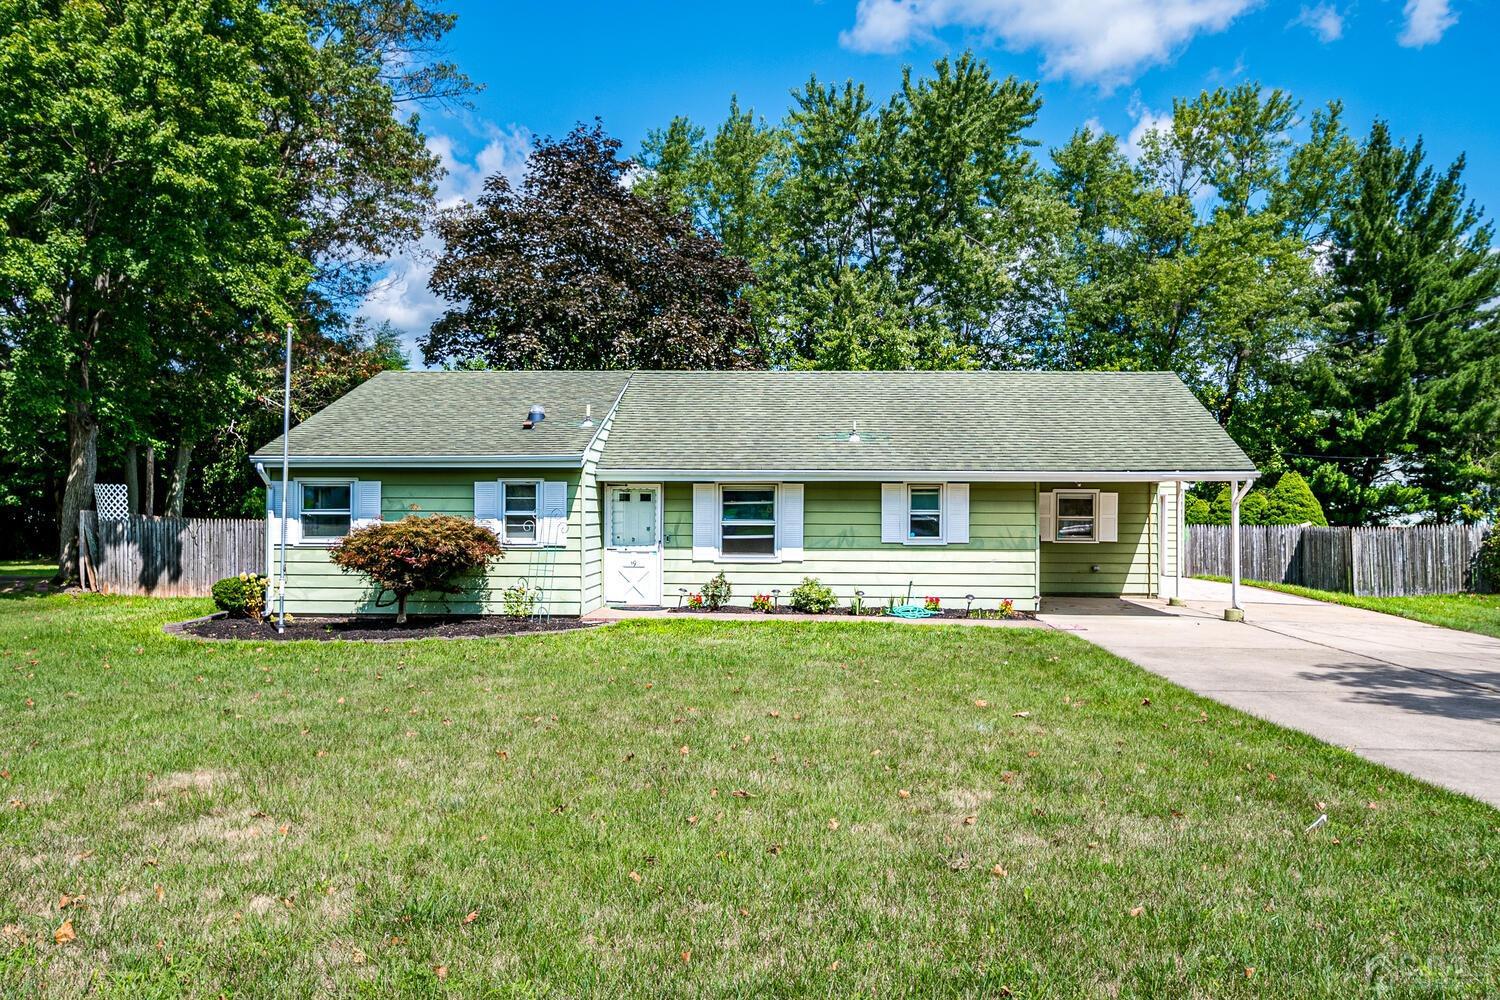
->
[361,0,1496,347]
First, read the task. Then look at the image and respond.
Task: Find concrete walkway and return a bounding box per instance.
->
[1038,580,1500,808]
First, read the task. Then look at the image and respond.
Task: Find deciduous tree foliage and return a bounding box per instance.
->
[423,124,757,370]
[330,513,503,623]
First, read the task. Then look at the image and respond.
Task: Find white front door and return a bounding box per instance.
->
[604,485,662,606]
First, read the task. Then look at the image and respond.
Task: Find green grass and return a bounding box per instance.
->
[0,560,52,579]
[2,594,1498,998]
[1198,575,1500,639]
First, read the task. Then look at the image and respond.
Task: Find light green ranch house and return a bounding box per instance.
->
[250,370,1258,616]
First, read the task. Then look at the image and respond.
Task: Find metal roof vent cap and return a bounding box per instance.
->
[527,404,546,423]
[847,419,861,444]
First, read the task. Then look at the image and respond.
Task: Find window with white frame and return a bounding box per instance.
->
[720,486,776,556]
[1055,490,1097,542]
[501,481,540,544]
[908,485,943,541]
[301,482,352,539]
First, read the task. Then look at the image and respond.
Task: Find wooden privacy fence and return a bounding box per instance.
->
[79,511,264,597]
[1185,523,1491,597]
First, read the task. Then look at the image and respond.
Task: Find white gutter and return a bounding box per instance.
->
[247,454,584,469]
[594,468,1260,483]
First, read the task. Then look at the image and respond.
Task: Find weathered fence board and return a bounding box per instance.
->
[1186,523,1489,596]
[79,511,264,597]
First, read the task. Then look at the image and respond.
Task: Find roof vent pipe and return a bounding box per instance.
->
[528,404,545,423]
[579,404,594,428]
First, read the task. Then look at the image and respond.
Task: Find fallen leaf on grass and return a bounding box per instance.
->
[1011,711,1030,718]
[433,965,448,980]
[767,710,780,718]
[678,745,690,757]
[687,815,699,825]
[730,789,754,799]
[495,750,510,761]
[154,884,165,903]
[973,700,989,708]
[53,921,76,944]
[827,818,840,831]
[991,864,1008,877]
[962,816,976,826]
[628,870,643,883]
[462,910,478,925]
[350,947,367,965]
[1128,906,1144,917]
[680,949,691,964]
[897,789,911,799]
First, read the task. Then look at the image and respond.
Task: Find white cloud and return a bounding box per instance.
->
[1291,3,1343,41]
[1122,101,1173,160]
[1398,0,1455,46]
[356,124,533,363]
[840,0,1259,88]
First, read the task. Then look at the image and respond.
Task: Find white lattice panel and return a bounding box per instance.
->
[94,483,130,520]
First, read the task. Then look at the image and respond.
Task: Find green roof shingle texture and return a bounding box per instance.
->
[598,371,1255,475]
[253,369,1255,475]
[252,370,631,460]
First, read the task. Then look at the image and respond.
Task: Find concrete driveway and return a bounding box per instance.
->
[1038,579,1500,809]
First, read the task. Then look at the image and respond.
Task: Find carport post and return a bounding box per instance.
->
[1228,478,1253,619]
[1174,480,1185,602]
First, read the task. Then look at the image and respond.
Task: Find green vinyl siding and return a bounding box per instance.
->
[661,482,1039,611]
[269,467,584,615]
[1039,482,1157,596]
[578,411,616,614]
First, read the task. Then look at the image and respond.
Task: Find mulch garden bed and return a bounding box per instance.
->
[176,613,601,642]
[669,605,1036,621]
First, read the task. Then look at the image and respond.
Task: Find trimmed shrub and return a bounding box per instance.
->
[1184,495,1212,525]
[702,571,732,611]
[1476,530,1500,594]
[212,573,267,619]
[1267,471,1328,526]
[330,514,502,623]
[788,577,836,614]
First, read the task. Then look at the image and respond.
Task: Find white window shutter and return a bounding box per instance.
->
[474,480,501,538]
[1038,490,1055,543]
[777,484,804,561]
[351,480,382,529]
[692,484,718,561]
[880,484,904,543]
[945,483,969,544]
[540,480,569,546]
[1098,492,1120,543]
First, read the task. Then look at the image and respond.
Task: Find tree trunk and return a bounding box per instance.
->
[124,443,140,516]
[165,438,193,517]
[142,444,155,515]
[57,395,98,584]
[396,592,408,624]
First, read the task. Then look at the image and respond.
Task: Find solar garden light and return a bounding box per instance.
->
[965,594,974,617]
[771,588,780,610]
[854,589,866,615]
[676,587,687,609]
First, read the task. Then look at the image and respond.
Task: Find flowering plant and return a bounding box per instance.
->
[923,596,941,611]
[687,592,705,609]
[751,593,774,612]
[999,598,1015,618]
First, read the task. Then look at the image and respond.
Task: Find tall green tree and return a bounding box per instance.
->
[1287,122,1500,523]
[0,0,310,578]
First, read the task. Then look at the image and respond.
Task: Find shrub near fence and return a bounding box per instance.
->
[78,511,265,597]
[1186,524,1491,597]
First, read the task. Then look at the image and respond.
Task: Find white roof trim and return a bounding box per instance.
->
[251,454,583,469]
[595,468,1259,483]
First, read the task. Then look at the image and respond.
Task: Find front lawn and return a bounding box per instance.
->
[1199,575,1500,639]
[3,595,1498,997]
[0,560,52,579]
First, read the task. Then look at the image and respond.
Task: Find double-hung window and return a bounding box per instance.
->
[720,486,776,557]
[502,481,540,544]
[1055,491,1097,542]
[301,483,352,540]
[908,485,943,541]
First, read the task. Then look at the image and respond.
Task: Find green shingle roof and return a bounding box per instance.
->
[253,369,1255,476]
[597,371,1255,476]
[251,370,631,461]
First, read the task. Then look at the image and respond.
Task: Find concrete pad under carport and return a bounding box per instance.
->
[1039,581,1500,809]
